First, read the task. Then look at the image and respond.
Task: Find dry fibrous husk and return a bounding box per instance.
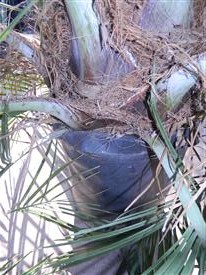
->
[0,50,36,76]
[73,1,205,134]
[95,0,206,70]
[2,0,206,136]
[37,0,74,96]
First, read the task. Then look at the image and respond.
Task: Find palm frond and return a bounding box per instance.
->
[147,85,206,244]
[0,253,31,275]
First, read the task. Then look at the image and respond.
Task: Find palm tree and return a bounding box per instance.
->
[0,0,205,274]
